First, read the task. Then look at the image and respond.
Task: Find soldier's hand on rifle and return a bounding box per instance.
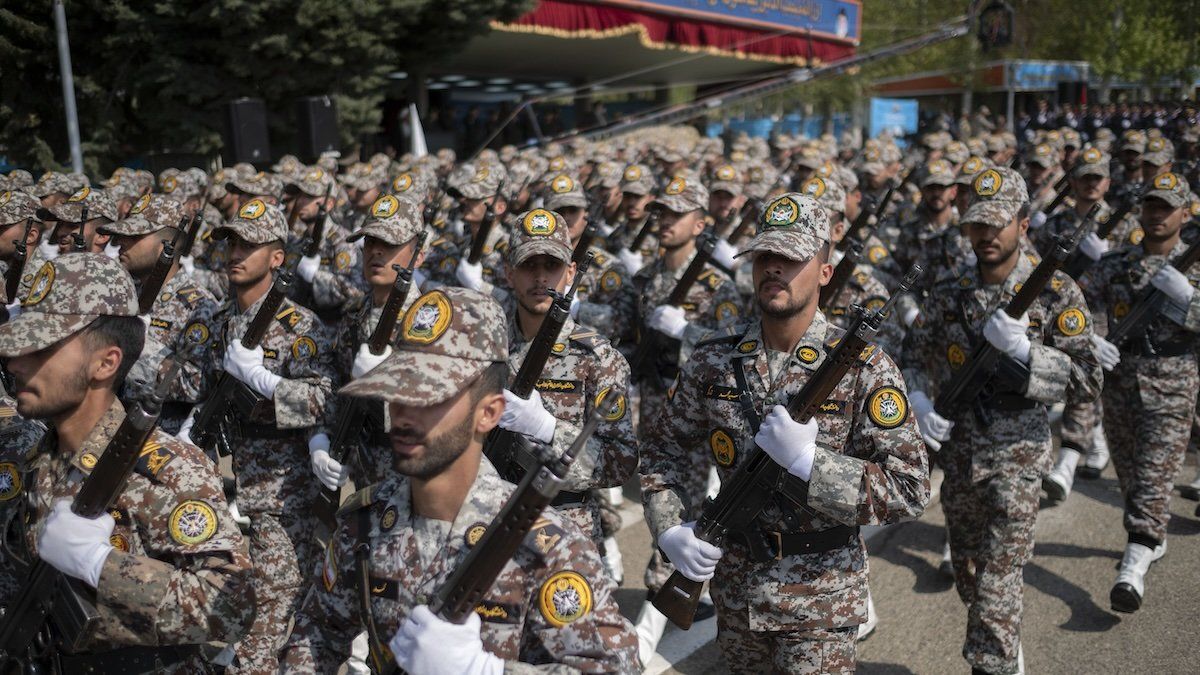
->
[648,305,688,340]
[1091,334,1121,371]
[754,405,818,480]
[902,307,921,328]
[4,301,20,321]
[37,500,115,589]
[104,241,121,260]
[177,410,197,447]
[179,254,196,276]
[982,311,1032,363]
[297,253,321,283]
[223,342,283,399]
[1079,232,1110,261]
[1030,211,1048,229]
[38,236,60,262]
[352,344,393,379]
[617,248,643,274]
[712,238,739,270]
[309,433,348,491]
[1150,266,1196,306]
[455,259,484,291]
[910,391,953,451]
[658,522,723,582]
[390,605,503,675]
[568,294,581,320]
[499,389,556,444]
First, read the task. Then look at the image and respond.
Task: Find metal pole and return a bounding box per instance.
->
[53,0,83,173]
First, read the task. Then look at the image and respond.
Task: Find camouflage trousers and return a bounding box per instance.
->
[230,510,321,675]
[1059,399,1098,454]
[1101,354,1198,545]
[941,470,1040,675]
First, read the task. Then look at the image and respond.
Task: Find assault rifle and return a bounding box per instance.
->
[653,267,922,629]
[313,232,427,529]
[1105,235,1200,349]
[1032,174,1072,223]
[467,180,506,265]
[624,210,658,254]
[1063,200,1136,279]
[4,219,33,302]
[932,210,1094,423]
[136,215,190,314]
[838,185,894,253]
[177,212,203,259]
[71,205,89,252]
[819,236,876,311]
[302,183,336,259]
[484,253,594,481]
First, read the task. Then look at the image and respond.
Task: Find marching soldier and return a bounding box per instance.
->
[640,192,929,673]
[0,189,47,305]
[38,186,116,255]
[280,286,640,673]
[0,253,253,671]
[901,167,1101,674]
[443,163,511,291]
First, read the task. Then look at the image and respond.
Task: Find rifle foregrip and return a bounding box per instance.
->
[652,572,705,630]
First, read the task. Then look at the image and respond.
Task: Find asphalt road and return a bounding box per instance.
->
[613,461,1200,674]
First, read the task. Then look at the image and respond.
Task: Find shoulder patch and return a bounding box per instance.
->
[599,269,622,293]
[714,300,739,323]
[866,386,908,429]
[567,330,603,352]
[1056,307,1087,336]
[525,518,566,557]
[275,306,302,332]
[175,287,205,309]
[169,500,219,546]
[709,428,737,467]
[538,570,593,628]
[336,485,378,518]
[0,462,22,501]
[135,439,176,481]
[595,386,627,421]
[291,335,318,360]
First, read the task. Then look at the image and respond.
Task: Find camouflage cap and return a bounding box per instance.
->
[38,187,118,223]
[793,145,825,169]
[339,287,508,406]
[100,194,187,236]
[389,171,428,203]
[161,168,206,201]
[860,146,886,175]
[214,198,287,244]
[593,161,623,189]
[619,164,655,196]
[1142,136,1175,166]
[25,171,83,198]
[955,156,992,186]
[285,166,336,197]
[1071,146,1110,178]
[508,208,573,266]
[920,159,957,187]
[653,174,708,213]
[1024,143,1058,168]
[227,170,281,198]
[1120,130,1147,154]
[346,194,424,246]
[708,163,743,196]
[544,174,587,211]
[448,163,502,201]
[984,134,1006,153]
[1143,172,1189,208]
[1,170,34,191]
[0,190,42,227]
[961,167,1029,228]
[1061,128,1082,149]
[944,140,970,165]
[736,192,830,262]
[0,253,137,358]
[799,176,846,216]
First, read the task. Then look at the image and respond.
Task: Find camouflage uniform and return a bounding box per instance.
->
[0,188,45,304]
[901,168,1102,675]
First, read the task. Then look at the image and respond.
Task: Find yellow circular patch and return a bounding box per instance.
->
[551,342,566,354]
[472,166,490,183]
[0,462,22,501]
[738,340,758,353]
[715,301,739,323]
[1056,308,1087,336]
[23,262,55,307]
[79,453,97,469]
[802,177,827,199]
[130,194,152,214]
[867,246,888,264]
[623,165,642,182]
[239,198,268,220]
[466,524,487,547]
[818,161,835,178]
[1114,301,1129,319]
[109,534,129,552]
[372,195,400,218]
[381,505,398,532]
[549,157,566,171]
[1153,172,1179,190]
[600,269,621,292]
[963,157,984,174]
[169,500,218,546]
[974,169,1003,197]
[291,336,318,359]
[763,196,800,227]
[716,165,736,181]
[1129,228,1144,245]
[1082,147,1103,164]
[551,175,574,193]
[66,187,90,203]
[184,321,210,344]
[710,429,736,467]
[947,343,967,370]
[334,250,352,271]
[595,387,626,422]
[797,346,819,363]
[539,571,593,628]
[0,191,12,207]
[403,291,454,345]
[665,177,687,195]
[392,174,413,192]
[867,386,908,429]
[162,176,178,193]
[523,209,557,236]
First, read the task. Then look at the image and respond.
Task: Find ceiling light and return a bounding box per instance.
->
[388,71,407,80]
[441,74,465,82]
[457,80,481,87]
[489,78,512,85]
[427,82,450,90]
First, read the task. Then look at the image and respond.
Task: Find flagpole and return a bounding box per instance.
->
[53,0,83,173]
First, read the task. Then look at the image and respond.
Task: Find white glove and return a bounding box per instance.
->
[712,238,738,270]
[390,606,503,675]
[1078,232,1109,261]
[352,344,392,379]
[1030,211,1048,229]
[648,305,688,339]
[176,410,197,446]
[754,405,818,480]
[1092,334,1121,371]
[104,242,121,260]
[455,259,484,291]
[223,342,282,399]
[597,220,615,237]
[568,294,580,319]
[37,500,114,588]
[499,389,556,444]
[657,522,723,582]
[902,307,921,328]
[1150,266,1195,306]
[617,248,643,274]
[179,254,196,276]
[4,301,21,320]
[910,390,953,452]
[297,254,321,283]
[38,237,60,261]
[982,311,1032,363]
[412,269,428,289]
[309,434,348,491]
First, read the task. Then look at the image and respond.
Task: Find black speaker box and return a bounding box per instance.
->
[223,98,270,164]
[297,95,339,161]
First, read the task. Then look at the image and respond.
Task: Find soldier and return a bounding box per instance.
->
[0,253,253,670]
[291,167,365,316]
[901,167,1102,674]
[640,192,929,673]
[438,163,510,291]
[280,286,640,673]
[0,189,47,305]
[610,163,659,262]
[174,198,336,673]
[38,186,116,255]
[100,194,219,434]
[1080,171,1200,613]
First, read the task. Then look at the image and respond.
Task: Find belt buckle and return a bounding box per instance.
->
[769,530,784,561]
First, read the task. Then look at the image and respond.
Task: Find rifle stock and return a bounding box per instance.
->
[626,211,657,253]
[1037,174,1072,219]
[177,212,203,259]
[302,184,336,258]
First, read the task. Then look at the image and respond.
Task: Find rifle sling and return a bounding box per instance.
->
[731,359,762,432]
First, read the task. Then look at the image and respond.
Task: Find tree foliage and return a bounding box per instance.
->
[0,0,533,172]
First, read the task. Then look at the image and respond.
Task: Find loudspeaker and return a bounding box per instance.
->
[223,98,270,164]
[1057,81,1085,106]
[297,96,339,161]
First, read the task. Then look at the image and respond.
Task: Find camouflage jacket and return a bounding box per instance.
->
[0,238,51,304]
[824,264,904,357]
[891,206,961,277]
[280,459,640,673]
[0,399,253,652]
[1081,239,1200,343]
[287,214,367,312]
[573,245,633,338]
[424,224,510,291]
[1033,200,1144,258]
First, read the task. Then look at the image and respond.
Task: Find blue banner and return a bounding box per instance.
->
[600,1,860,42]
[870,98,918,141]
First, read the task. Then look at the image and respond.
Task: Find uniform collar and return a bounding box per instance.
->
[53,398,127,476]
[733,311,831,372]
[506,304,577,357]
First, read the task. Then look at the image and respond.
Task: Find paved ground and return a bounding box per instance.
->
[611,461,1200,673]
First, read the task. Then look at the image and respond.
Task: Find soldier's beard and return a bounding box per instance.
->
[16,364,88,422]
[390,413,475,480]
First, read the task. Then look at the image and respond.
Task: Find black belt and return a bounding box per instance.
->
[732,525,859,562]
[1124,340,1194,358]
[56,645,204,674]
[236,423,306,441]
[550,490,590,508]
[980,392,1042,411]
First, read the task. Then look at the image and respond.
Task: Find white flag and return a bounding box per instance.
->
[408,103,428,157]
